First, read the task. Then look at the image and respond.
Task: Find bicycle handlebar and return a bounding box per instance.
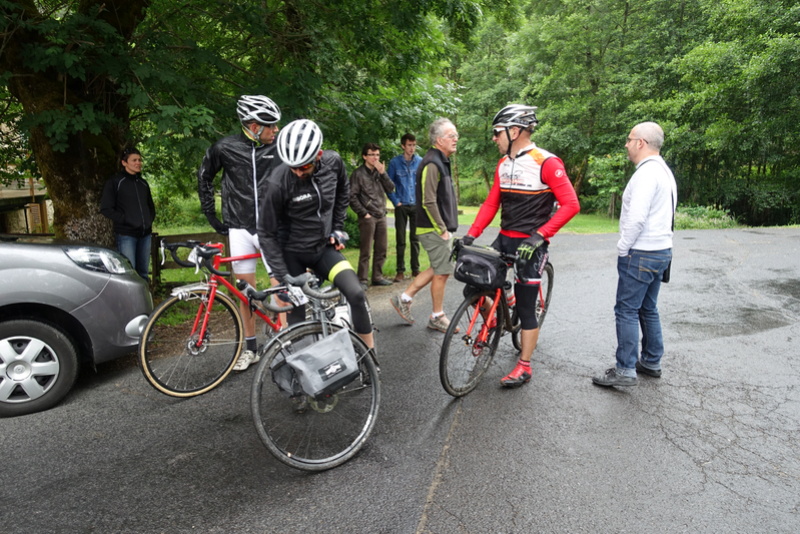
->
[161,240,232,275]
[452,239,519,265]
[238,274,343,313]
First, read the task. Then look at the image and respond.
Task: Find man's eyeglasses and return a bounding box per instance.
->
[445,133,459,140]
[626,137,647,144]
[492,129,506,138]
[292,162,315,172]
[365,152,381,157]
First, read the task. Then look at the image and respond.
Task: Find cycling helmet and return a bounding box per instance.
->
[276,119,323,167]
[492,104,539,130]
[236,95,281,125]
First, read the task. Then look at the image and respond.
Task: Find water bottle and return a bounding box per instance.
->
[505,268,516,308]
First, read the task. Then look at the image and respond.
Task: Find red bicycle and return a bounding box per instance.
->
[440,245,554,397]
[138,240,283,397]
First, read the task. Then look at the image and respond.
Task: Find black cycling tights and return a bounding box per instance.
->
[284,246,371,335]
[514,282,540,330]
[331,270,371,334]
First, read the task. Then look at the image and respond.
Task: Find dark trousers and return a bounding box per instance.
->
[394,204,420,274]
[357,215,388,282]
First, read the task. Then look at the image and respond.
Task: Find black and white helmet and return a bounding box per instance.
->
[492,104,539,130]
[276,119,323,167]
[236,95,281,125]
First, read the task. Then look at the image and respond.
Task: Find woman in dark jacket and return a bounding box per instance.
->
[100,147,156,281]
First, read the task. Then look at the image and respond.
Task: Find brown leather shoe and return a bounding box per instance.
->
[411,270,421,277]
[393,272,405,282]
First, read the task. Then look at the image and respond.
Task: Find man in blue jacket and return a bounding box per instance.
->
[387,133,422,282]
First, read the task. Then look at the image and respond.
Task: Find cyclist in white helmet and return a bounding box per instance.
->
[198,95,283,371]
[462,104,580,388]
[258,119,375,350]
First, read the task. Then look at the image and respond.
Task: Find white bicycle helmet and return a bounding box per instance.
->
[492,104,539,130]
[276,119,323,167]
[236,95,281,125]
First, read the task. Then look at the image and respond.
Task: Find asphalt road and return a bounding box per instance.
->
[2,227,799,533]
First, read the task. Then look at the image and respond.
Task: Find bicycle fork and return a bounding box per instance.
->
[464,291,502,354]
[186,287,218,354]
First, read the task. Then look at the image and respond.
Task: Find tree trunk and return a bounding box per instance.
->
[1,0,148,244]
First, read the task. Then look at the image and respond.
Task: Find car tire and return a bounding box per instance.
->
[0,319,79,417]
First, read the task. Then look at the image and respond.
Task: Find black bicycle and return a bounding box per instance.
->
[440,245,553,397]
[246,273,381,471]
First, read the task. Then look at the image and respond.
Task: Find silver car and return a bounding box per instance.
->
[0,239,153,417]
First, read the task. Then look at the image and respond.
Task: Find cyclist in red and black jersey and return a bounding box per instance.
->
[462,105,580,387]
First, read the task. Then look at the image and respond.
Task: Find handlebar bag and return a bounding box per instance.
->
[285,328,360,399]
[454,245,507,290]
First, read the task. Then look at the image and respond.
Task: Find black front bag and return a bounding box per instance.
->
[454,245,508,290]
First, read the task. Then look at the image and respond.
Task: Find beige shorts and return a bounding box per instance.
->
[419,231,454,275]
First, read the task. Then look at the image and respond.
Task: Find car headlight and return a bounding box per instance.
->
[64,247,131,274]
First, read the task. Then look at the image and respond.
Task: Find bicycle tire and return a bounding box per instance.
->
[511,307,522,351]
[536,262,554,328]
[139,289,243,397]
[440,291,502,397]
[251,322,380,471]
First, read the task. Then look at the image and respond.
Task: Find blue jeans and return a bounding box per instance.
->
[614,249,672,377]
[116,233,152,281]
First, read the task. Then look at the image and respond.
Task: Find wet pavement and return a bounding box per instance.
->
[2,227,799,533]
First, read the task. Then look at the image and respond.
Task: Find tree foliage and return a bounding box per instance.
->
[454,0,800,224]
[1,0,495,239]
[2,0,799,240]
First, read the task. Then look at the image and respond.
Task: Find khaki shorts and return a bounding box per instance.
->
[419,231,454,275]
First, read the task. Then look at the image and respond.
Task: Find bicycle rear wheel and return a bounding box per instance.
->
[139,289,243,397]
[536,262,554,328]
[251,322,380,471]
[440,291,501,397]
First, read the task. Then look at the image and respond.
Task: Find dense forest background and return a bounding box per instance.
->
[2,0,798,243]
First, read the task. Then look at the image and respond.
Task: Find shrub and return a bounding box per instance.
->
[343,207,360,247]
[153,189,207,229]
[675,205,738,230]
[458,179,490,206]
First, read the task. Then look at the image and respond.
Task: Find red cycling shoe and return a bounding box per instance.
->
[500,360,532,388]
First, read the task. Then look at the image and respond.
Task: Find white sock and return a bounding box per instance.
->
[401,293,413,303]
[431,311,444,318]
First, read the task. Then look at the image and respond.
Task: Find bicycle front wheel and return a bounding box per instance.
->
[440,291,501,397]
[139,289,243,397]
[251,322,380,471]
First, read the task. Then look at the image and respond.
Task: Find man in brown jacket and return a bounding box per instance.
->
[350,143,396,287]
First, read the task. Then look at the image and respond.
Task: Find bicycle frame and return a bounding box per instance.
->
[184,246,281,351]
[461,267,548,344]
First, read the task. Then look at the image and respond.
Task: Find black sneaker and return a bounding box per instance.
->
[592,367,637,387]
[371,278,393,286]
[636,361,662,378]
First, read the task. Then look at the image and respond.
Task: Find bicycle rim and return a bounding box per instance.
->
[536,263,554,329]
[251,323,380,471]
[440,292,501,397]
[139,290,243,397]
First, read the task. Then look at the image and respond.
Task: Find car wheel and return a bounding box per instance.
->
[0,320,79,417]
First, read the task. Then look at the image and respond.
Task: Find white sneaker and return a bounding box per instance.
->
[233,350,260,371]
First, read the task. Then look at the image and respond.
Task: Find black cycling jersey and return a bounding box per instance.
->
[197,131,280,233]
[257,150,349,281]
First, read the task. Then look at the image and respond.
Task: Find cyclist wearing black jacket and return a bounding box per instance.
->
[197,95,282,371]
[258,119,374,350]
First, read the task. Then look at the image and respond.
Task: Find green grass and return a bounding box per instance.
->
[152,204,729,293]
